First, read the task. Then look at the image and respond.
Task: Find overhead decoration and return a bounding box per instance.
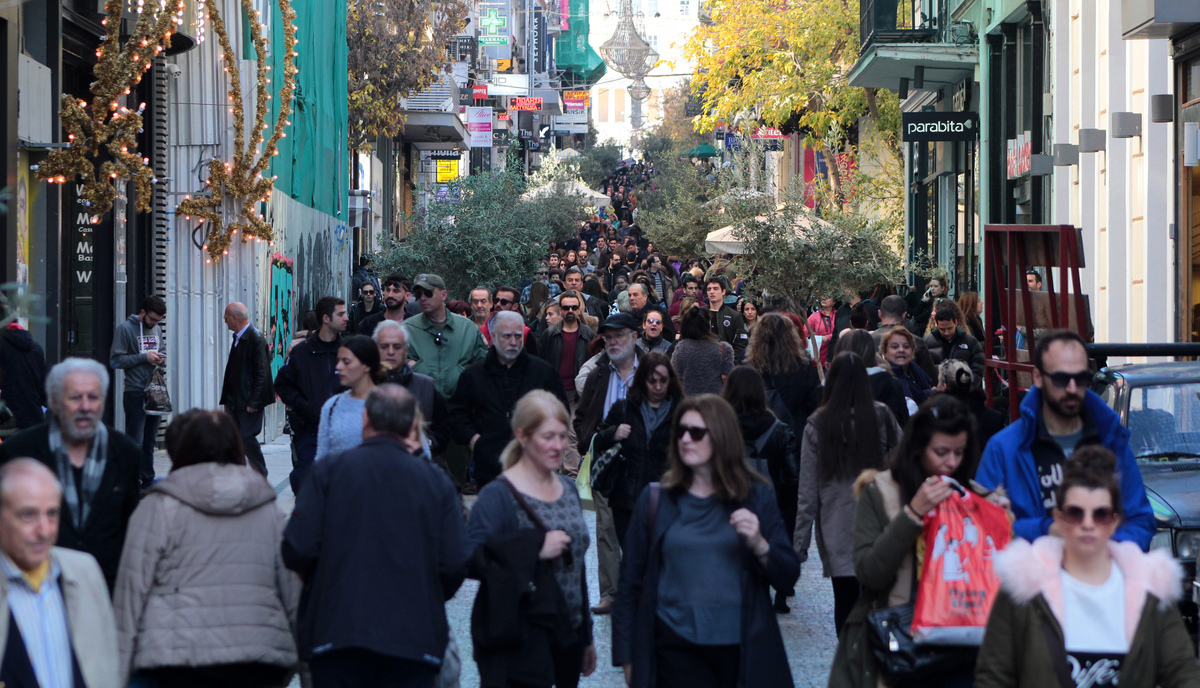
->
[177,0,298,261]
[34,0,185,216]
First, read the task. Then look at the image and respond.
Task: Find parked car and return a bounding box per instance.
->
[1092,362,1200,645]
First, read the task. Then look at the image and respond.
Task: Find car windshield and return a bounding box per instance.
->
[1129,382,1200,460]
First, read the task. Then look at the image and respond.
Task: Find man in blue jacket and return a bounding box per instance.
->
[976,329,1154,549]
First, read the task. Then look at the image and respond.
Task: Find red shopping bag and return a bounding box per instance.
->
[911,478,1011,646]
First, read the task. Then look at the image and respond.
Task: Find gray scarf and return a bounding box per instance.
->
[49,415,109,530]
[640,398,673,441]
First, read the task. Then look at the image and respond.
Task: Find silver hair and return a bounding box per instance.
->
[372,319,407,344]
[0,458,62,507]
[492,310,524,332]
[46,357,110,405]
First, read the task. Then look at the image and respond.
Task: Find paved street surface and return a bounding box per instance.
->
[156,436,837,687]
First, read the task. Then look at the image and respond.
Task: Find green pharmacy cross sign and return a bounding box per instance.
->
[479,9,509,45]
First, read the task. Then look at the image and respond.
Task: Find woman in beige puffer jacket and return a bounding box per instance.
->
[113,410,300,688]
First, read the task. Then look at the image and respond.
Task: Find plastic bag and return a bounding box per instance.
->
[911,478,1011,646]
[576,438,595,511]
[143,365,173,416]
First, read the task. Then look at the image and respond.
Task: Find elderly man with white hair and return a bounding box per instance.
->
[0,459,120,687]
[448,310,568,488]
[0,358,141,590]
[372,320,450,456]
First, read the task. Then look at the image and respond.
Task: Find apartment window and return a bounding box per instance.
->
[680,0,690,16]
[598,89,610,122]
[615,89,626,122]
[648,35,658,48]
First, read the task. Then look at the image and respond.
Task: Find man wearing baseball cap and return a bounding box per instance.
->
[401,274,488,402]
[573,311,643,614]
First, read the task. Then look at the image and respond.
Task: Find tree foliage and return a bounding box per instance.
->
[577,141,623,190]
[376,170,586,297]
[732,185,902,309]
[683,0,903,219]
[347,0,469,151]
[639,82,710,159]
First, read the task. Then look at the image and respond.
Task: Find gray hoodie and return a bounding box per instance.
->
[110,314,164,392]
[112,462,299,683]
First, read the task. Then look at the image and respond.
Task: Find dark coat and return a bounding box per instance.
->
[612,483,799,688]
[0,423,141,588]
[868,367,910,426]
[573,351,644,456]
[594,396,678,512]
[925,326,986,379]
[282,436,467,663]
[348,299,382,333]
[466,479,593,688]
[448,349,568,484]
[706,306,748,361]
[0,327,45,430]
[539,323,597,387]
[356,305,416,336]
[740,411,800,534]
[273,333,343,435]
[759,364,822,432]
[386,367,450,455]
[220,325,276,411]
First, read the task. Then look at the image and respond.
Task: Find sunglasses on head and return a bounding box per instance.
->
[1060,505,1116,526]
[677,424,708,441]
[1041,369,1093,389]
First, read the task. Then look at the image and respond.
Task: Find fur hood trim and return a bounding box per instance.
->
[853,469,881,499]
[995,536,1182,643]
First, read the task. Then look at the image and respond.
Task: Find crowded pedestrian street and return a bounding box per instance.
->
[7,0,1200,687]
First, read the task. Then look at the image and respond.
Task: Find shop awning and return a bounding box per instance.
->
[401,112,469,151]
[847,43,978,91]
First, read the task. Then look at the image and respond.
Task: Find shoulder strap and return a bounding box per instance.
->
[498,476,550,532]
[646,482,660,542]
[1039,609,1076,688]
[753,420,783,455]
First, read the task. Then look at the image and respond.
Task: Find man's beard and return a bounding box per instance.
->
[1044,391,1083,419]
[385,297,403,310]
[62,411,101,442]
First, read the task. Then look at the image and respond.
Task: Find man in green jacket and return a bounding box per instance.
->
[402,273,488,402]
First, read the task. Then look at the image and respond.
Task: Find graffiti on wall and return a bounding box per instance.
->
[270,253,294,377]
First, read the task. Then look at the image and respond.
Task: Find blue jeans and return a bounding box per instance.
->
[123,391,161,487]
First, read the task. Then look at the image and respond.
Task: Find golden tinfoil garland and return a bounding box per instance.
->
[176,0,298,262]
[35,0,183,216]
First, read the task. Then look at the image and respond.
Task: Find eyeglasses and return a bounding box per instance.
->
[561,304,580,311]
[1041,370,1093,389]
[1060,505,1116,526]
[677,424,709,441]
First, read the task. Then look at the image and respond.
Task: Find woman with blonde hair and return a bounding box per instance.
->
[957,291,985,342]
[466,391,597,687]
[613,395,799,688]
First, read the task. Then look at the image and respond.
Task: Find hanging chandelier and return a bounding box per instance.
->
[598,0,658,85]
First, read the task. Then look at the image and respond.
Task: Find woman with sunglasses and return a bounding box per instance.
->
[829,395,982,688]
[613,395,799,688]
[467,391,597,688]
[594,352,683,550]
[975,446,1200,688]
[314,335,387,462]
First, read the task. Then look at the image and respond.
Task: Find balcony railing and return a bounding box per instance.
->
[860,0,940,52]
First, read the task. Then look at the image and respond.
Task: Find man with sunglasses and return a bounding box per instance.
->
[539,291,598,476]
[480,287,540,357]
[975,330,1154,549]
[358,274,419,336]
[402,274,488,402]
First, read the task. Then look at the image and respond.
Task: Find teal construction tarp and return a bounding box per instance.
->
[556,0,607,87]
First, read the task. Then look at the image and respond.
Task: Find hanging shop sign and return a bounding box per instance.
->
[427,149,462,160]
[901,111,979,142]
[564,91,589,112]
[467,107,494,147]
[436,159,459,183]
[479,9,510,45]
[511,97,543,111]
[1006,131,1033,179]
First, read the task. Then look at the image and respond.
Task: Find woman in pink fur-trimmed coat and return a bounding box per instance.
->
[975,446,1200,688]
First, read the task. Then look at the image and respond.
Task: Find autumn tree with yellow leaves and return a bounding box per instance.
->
[683,0,903,225]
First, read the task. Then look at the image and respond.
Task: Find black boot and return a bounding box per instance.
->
[773,589,790,614]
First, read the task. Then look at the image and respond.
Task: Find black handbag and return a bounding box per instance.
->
[866,602,977,687]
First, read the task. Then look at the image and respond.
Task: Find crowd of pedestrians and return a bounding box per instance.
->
[0,195,1196,688]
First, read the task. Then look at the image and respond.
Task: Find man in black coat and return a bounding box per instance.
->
[221,302,277,476]
[0,358,140,590]
[283,384,466,688]
[275,296,348,493]
[449,311,567,488]
[0,320,47,432]
[703,277,748,362]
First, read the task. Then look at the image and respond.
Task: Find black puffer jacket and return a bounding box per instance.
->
[0,326,46,430]
[740,411,800,534]
[593,396,678,512]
